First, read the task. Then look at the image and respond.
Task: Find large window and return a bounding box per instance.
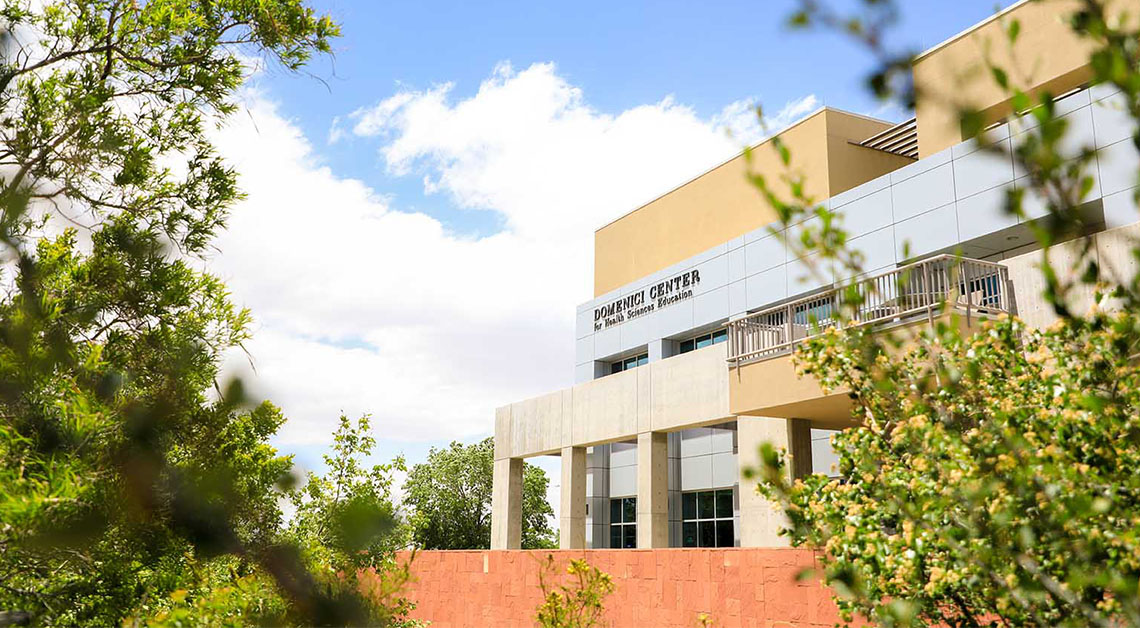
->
[610,353,648,375]
[609,497,637,548]
[681,489,734,547]
[678,329,727,354]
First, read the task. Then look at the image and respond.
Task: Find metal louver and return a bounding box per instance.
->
[857,117,918,159]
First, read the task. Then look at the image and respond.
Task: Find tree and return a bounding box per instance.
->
[402,437,556,549]
[745,1,1140,626]
[0,1,407,625]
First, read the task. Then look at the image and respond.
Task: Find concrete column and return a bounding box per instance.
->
[648,338,677,362]
[636,431,669,548]
[736,416,812,547]
[560,446,587,549]
[786,418,813,480]
[490,457,523,549]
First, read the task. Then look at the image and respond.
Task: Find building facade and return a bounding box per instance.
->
[490,0,1140,551]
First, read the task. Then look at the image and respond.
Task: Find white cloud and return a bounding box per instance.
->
[211,61,817,448]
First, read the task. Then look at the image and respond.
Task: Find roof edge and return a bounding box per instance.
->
[594,106,891,234]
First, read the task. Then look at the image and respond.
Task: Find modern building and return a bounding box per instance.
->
[490,0,1139,551]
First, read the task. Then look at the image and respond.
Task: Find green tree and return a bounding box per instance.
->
[402,437,556,549]
[745,1,1140,626]
[0,0,407,625]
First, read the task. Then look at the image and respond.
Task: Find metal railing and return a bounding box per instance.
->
[725,255,1013,367]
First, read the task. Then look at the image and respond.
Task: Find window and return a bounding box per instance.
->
[678,329,728,354]
[609,353,648,375]
[609,497,637,548]
[681,489,734,547]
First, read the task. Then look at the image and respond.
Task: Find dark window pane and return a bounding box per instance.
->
[712,329,727,344]
[636,354,648,367]
[716,520,734,547]
[623,524,637,548]
[716,489,733,518]
[610,362,622,374]
[682,522,698,547]
[610,525,621,548]
[679,339,694,354]
[624,357,637,370]
[698,491,715,519]
[696,335,713,349]
[623,497,637,523]
[610,499,622,523]
[682,492,697,519]
[699,521,716,548]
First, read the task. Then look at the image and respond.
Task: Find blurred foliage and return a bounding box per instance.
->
[534,555,614,628]
[0,1,413,626]
[401,437,556,550]
[744,0,1140,626]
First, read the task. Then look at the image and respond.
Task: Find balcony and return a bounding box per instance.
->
[724,256,1013,422]
[725,255,1013,367]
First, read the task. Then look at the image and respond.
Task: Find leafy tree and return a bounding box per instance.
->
[402,437,556,549]
[744,1,1140,626]
[0,0,409,625]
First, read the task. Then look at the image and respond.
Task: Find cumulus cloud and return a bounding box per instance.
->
[211,61,818,448]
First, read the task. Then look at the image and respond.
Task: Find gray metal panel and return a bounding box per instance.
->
[744,265,787,310]
[957,184,1018,241]
[728,279,747,317]
[609,465,636,497]
[1092,92,1136,148]
[693,286,729,327]
[679,455,712,491]
[710,452,737,487]
[892,162,956,221]
[839,188,894,238]
[1098,138,1140,197]
[744,233,785,275]
[693,254,728,296]
[894,203,959,260]
[679,428,712,457]
[953,140,1013,198]
[848,225,897,274]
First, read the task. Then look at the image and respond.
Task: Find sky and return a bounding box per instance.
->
[208,0,1014,514]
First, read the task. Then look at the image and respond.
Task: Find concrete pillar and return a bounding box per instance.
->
[786,418,813,480]
[648,338,677,362]
[560,446,587,549]
[636,431,669,548]
[490,457,523,549]
[736,416,813,547]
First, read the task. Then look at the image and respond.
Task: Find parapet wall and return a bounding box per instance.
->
[393,548,840,628]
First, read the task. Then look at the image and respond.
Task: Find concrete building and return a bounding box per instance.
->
[490,0,1140,551]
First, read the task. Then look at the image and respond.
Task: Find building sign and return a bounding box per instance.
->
[593,269,701,331]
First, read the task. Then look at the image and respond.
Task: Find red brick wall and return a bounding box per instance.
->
[391,548,841,628]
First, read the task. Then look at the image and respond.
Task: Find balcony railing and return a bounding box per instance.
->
[725,255,1013,367]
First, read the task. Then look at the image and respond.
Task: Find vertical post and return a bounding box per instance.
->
[737,416,813,547]
[636,431,669,548]
[490,457,523,549]
[560,446,587,549]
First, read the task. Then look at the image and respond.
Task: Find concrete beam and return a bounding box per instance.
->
[490,457,523,549]
[560,446,587,549]
[636,431,669,548]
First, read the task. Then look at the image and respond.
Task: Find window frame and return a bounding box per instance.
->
[677,328,729,355]
[680,488,735,548]
[609,496,637,548]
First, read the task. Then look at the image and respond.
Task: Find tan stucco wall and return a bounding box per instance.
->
[912,0,1102,158]
[494,343,733,460]
[593,109,908,297]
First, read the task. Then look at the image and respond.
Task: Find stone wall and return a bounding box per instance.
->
[390,548,840,628]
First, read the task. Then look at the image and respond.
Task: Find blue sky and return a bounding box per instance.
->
[258,0,1008,237]
[211,0,1014,500]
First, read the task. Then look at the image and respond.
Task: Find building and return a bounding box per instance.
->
[489,0,1139,551]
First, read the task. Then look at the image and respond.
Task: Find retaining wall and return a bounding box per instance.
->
[393,548,841,628]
